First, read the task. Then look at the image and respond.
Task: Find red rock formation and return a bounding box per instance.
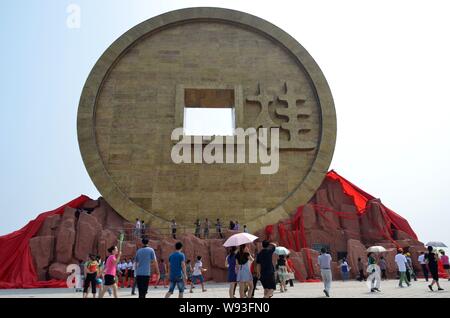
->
[48,263,69,280]
[29,174,425,283]
[29,236,55,280]
[265,178,425,280]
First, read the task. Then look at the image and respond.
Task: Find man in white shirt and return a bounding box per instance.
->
[318,248,332,297]
[418,252,429,282]
[395,249,410,287]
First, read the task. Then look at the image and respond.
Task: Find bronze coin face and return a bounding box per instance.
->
[77,7,336,231]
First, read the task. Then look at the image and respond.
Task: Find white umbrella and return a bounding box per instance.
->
[223,233,258,247]
[367,246,387,253]
[426,241,447,248]
[274,246,290,255]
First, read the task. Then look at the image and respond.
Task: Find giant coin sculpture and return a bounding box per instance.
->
[77,7,337,232]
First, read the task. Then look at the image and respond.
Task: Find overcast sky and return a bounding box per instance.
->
[1,0,449,246]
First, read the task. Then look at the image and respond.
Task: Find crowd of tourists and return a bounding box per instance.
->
[79,237,449,298]
[317,246,448,297]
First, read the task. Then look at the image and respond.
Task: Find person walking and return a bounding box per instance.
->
[379,256,387,280]
[236,244,254,298]
[126,258,133,288]
[131,259,137,295]
[234,221,240,231]
[276,255,288,292]
[118,260,127,288]
[190,256,207,293]
[165,242,187,298]
[405,252,417,281]
[318,248,332,297]
[286,254,295,287]
[99,246,121,298]
[83,254,99,298]
[155,259,167,288]
[440,250,450,280]
[134,238,159,298]
[418,251,429,282]
[395,249,410,288]
[215,218,224,239]
[78,259,85,293]
[251,258,259,297]
[185,260,193,289]
[340,257,350,281]
[367,252,381,292]
[171,219,177,239]
[225,246,238,298]
[256,240,277,298]
[357,257,366,281]
[426,246,444,291]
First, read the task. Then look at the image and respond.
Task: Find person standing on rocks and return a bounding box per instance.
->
[215,218,223,239]
[194,219,201,238]
[134,238,160,298]
[318,247,332,297]
[99,245,121,298]
[256,240,277,298]
[134,218,141,239]
[418,251,429,282]
[171,219,177,239]
[165,242,187,298]
[203,218,210,239]
[395,249,410,288]
[140,220,146,238]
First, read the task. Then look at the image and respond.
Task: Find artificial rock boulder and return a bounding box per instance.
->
[30,174,425,282]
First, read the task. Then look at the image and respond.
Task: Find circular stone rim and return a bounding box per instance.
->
[77,7,337,231]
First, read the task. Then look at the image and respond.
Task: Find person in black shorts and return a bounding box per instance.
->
[256,240,277,298]
[426,246,444,291]
[83,254,99,298]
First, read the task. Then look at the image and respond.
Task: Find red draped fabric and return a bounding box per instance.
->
[0,195,91,289]
[265,170,433,281]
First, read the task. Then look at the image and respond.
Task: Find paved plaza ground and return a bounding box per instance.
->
[0,279,449,298]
